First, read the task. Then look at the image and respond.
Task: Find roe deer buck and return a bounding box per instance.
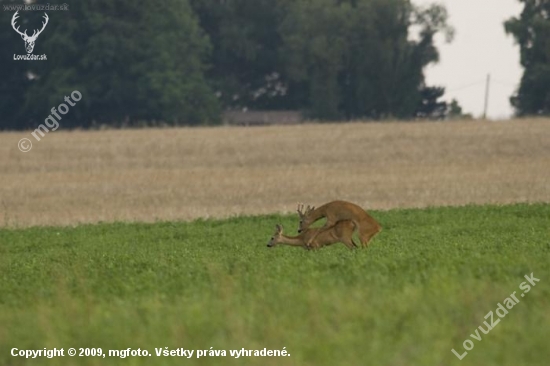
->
[297,201,381,248]
[267,221,358,250]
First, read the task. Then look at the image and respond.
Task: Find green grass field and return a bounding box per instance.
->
[1,204,549,366]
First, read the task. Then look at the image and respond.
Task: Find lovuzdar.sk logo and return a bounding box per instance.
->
[11,10,48,60]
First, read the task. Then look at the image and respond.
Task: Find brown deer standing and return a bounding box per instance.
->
[297,201,381,248]
[267,220,358,250]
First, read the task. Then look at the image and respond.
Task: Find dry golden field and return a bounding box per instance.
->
[1,119,549,227]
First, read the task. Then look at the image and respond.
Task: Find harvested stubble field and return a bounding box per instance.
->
[1,119,549,227]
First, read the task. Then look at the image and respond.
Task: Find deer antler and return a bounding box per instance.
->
[11,12,48,41]
[297,203,315,218]
[11,11,27,37]
[297,203,305,218]
[31,13,49,40]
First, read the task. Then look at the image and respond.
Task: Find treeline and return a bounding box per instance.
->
[505,0,550,116]
[0,0,546,130]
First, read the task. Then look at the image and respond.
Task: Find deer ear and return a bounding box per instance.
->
[275,224,283,232]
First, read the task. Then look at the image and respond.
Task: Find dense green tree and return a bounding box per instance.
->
[1,0,219,129]
[193,0,452,119]
[505,0,550,115]
[0,1,30,129]
[280,0,453,120]
[1,0,454,129]
[190,0,298,110]
[415,87,447,119]
[280,0,351,119]
[447,99,463,119]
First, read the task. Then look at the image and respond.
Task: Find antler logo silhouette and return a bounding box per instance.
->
[11,11,49,54]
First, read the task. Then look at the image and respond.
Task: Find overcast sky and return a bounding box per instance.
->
[412,0,524,119]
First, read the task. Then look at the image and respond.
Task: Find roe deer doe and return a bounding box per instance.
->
[267,221,358,250]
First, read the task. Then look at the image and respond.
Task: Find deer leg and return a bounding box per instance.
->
[360,234,372,247]
[305,232,319,249]
[308,240,321,250]
[305,218,338,248]
[342,237,358,250]
[305,235,323,249]
[360,227,381,247]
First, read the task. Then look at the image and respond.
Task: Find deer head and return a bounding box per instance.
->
[267,224,284,247]
[296,203,315,233]
[12,11,49,54]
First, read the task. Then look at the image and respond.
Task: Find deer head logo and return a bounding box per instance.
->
[11,11,49,54]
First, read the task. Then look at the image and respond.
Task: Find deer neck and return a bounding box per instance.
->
[277,234,305,247]
[307,207,325,222]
